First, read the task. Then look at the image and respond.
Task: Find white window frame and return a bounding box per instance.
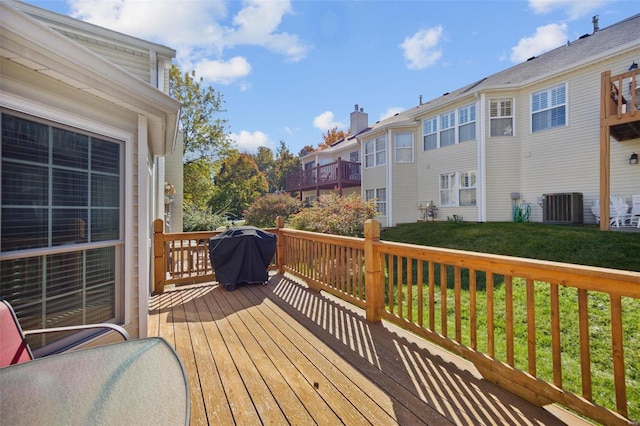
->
[364,136,386,168]
[458,104,476,143]
[422,117,437,151]
[439,171,476,207]
[439,111,456,147]
[394,132,413,163]
[490,98,514,137]
[349,150,360,163]
[0,109,126,352]
[365,188,387,216]
[531,83,567,133]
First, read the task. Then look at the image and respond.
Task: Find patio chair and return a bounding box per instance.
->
[630,195,640,227]
[0,299,130,367]
[609,196,632,227]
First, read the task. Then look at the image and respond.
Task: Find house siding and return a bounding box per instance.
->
[390,129,419,224]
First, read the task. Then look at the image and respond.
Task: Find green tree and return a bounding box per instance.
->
[274,141,301,192]
[250,146,277,192]
[209,151,268,219]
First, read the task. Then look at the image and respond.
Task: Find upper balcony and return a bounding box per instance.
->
[285,158,361,195]
[602,68,640,142]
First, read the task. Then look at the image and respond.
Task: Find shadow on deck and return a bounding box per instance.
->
[149,273,584,425]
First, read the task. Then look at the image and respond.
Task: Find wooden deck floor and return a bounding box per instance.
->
[148,273,580,425]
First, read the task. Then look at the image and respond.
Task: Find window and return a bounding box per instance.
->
[490,98,513,137]
[349,150,360,163]
[439,171,476,207]
[365,188,387,216]
[423,103,476,150]
[395,132,413,163]
[1,112,122,350]
[423,118,437,151]
[458,104,476,142]
[531,83,566,132]
[364,136,386,168]
[439,111,456,147]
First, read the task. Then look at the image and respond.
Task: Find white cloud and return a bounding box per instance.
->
[312,111,346,131]
[194,57,252,85]
[229,130,272,153]
[379,107,404,121]
[529,0,613,20]
[400,26,444,70]
[68,0,309,81]
[510,23,567,63]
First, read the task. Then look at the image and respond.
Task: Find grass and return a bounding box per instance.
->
[381,221,640,272]
[378,221,639,421]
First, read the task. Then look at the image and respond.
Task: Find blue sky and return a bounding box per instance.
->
[25,0,639,156]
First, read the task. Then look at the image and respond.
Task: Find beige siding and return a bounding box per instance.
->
[165,133,184,232]
[390,129,419,225]
[484,93,522,222]
[519,51,640,224]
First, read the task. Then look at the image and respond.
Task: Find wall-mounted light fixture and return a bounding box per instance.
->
[630,62,638,71]
[630,152,639,165]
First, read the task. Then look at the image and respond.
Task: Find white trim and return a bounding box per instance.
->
[478,94,486,222]
[137,114,149,338]
[386,128,392,226]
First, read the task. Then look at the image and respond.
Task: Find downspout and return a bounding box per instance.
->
[478,93,487,222]
[387,128,393,227]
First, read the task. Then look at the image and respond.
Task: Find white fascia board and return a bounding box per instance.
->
[1,2,181,156]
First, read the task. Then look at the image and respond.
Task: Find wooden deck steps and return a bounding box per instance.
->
[149,273,579,425]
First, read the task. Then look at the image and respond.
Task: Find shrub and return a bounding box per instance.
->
[243,193,303,228]
[183,204,229,231]
[289,193,377,237]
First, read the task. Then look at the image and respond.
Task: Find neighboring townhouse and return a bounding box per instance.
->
[355,13,640,227]
[0,1,182,353]
[289,105,367,205]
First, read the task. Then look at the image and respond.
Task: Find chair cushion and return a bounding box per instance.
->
[0,300,33,367]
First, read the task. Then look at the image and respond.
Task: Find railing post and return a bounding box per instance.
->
[364,219,383,323]
[276,216,285,274]
[153,219,166,294]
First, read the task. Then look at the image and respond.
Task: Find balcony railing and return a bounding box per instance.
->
[152,218,640,425]
[602,68,640,141]
[285,159,361,194]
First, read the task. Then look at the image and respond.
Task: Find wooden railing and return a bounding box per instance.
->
[153,218,640,425]
[284,158,361,193]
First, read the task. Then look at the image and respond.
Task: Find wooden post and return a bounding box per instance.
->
[275,216,285,274]
[600,71,611,231]
[364,219,383,323]
[152,219,165,294]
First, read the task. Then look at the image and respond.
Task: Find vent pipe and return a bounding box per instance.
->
[592,15,599,33]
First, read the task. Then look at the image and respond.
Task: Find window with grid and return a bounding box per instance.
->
[458,104,476,142]
[364,136,386,168]
[422,118,437,151]
[439,111,456,147]
[531,83,566,132]
[395,132,413,163]
[349,150,359,163]
[0,112,122,351]
[439,171,476,207]
[490,98,513,137]
[365,188,387,216]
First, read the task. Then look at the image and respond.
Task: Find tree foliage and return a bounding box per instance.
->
[289,193,377,237]
[243,193,303,228]
[170,64,231,164]
[274,141,301,192]
[183,158,217,211]
[318,127,350,150]
[209,151,268,219]
[182,203,229,232]
[249,146,277,192]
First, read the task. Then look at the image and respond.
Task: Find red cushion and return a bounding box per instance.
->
[0,301,32,367]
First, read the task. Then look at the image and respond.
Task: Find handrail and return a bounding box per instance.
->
[153,218,640,425]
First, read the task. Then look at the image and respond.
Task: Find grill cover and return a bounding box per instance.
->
[208,227,277,288]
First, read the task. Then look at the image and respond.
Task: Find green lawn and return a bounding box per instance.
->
[381,221,640,272]
[379,221,639,421]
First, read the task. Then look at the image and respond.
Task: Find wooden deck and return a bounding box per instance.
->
[149,273,584,425]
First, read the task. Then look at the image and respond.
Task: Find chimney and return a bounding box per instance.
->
[350,104,368,135]
[419,95,423,105]
[592,15,599,33]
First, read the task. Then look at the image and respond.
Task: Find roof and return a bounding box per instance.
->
[359,13,640,138]
[0,1,181,156]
